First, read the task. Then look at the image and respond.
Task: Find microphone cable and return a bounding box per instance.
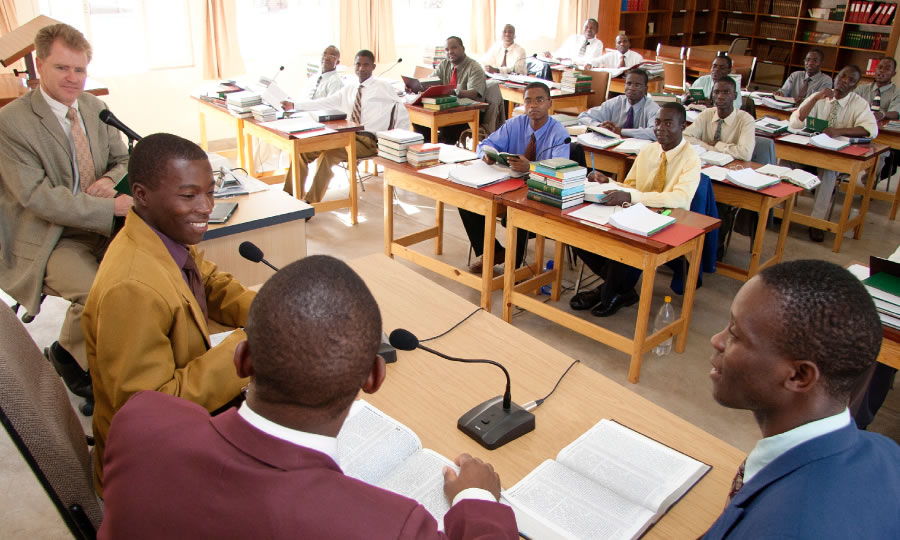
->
[420,307,483,343]
[522,359,580,411]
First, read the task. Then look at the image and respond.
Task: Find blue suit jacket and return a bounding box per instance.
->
[703,423,900,539]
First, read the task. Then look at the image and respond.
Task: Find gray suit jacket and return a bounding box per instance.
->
[0,89,129,314]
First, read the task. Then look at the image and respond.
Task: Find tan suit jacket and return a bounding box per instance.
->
[83,210,255,496]
[0,89,128,314]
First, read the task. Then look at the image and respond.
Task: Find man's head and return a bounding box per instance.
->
[834,65,862,99]
[34,23,92,107]
[321,45,340,73]
[710,260,881,427]
[804,49,825,76]
[523,82,552,125]
[710,55,732,82]
[712,77,737,111]
[129,133,214,246]
[446,36,466,64]
[354,50,375,83]
[501,24,516,47]
[615,34,631,54]
[240,255,384,422]
[623,69,649,104]
[654,103,686,151]
[875,57,896,85]
[583,19,599,40]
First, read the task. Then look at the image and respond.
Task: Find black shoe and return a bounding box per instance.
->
[45,342,93,399]
[591,289,639,317]
[808,227,825,243]
[570,287,603,310]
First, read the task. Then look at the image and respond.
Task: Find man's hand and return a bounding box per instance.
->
[86,177,118,198]
[543,51,552,58]
[482,154,497,165]
[281,100,294,110]
[584,63,592,70]
[816,88,834,101]
[485,65,498,74]
[599,121,621,135]
[823,127,840,137]
[874,110,885,122]
[587,170,610,183]
[773,90,784,97]
[602,190,631,206]
[506,155,530,174]
[113,195,133,217]
[443,453,501,502]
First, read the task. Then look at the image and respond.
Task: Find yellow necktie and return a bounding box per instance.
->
[653,152,667,192]
[67,107,95,192]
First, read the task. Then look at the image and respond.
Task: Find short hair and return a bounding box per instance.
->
[324,45,340,58]
[714,54,733,69]
[842,64,862,79]
[660,102,686,125]
[758,260,882,400]
[807,48,825,62]
[128,133,208,191]
[524,81,551,98]
[881,57,898,71]
[35,23,92,62]
[447,36,464,48]
[502,24,515,33]
[585,18,599,29]
[625,68,649,86]
[714,76,737,93]
[355,49,375,63]
[246,255,382,415]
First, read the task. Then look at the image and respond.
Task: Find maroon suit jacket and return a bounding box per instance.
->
[99,392,518,539]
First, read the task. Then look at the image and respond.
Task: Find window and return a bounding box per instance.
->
[235,0,339,71]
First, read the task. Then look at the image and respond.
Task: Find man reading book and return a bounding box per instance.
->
[99,255,518,538]
[774,49,832,102]
[703,260,899,539]
[684,55,743,111]
[576,68,659,141]
[421,36,487,145]
[570,103,700,316]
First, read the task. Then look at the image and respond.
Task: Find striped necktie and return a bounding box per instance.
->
[725,458,746,507]
[579,40,589,56]
[619,54,626,67]
[828,100,841,127]
[798,77,812,101]
[714,118,724,143]
[351,85,363,124]
[872,87,882,112]
[653,152,667,192]
[67,107,95,192]
[310,75,323,98]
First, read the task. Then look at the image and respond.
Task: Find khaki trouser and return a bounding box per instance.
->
[285,134,379,202]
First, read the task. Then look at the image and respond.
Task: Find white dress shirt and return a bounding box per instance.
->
[294,77,411,132]
[597,49,644,68]
[553,35,604,66]
[481,41,527,75]
[683,107,756,161]
[690,74,743,110]
[40,86,87,190]
[301,69,344,100]
[789,91,878,137]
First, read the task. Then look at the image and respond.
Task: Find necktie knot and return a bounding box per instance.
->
[66,107,77,121]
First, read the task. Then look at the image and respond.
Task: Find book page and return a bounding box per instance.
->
[337,400,422,485]
[557,420,710,514]
[504,460,654,540]
[377,448,458,525]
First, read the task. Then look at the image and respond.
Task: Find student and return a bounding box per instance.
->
[683,77,755,161]
[577,68,659,141]
[422,36,487,145]
[570,103,700,316]
[774,49,832,102]
[83,134,257,496]
[684,55,743,111]
[282,45,344,108]
[482,24,527,75]
[597,34,644,68]
[98,255,519,539]
[788,65,877,241]
[543,19,604,69]
[855,58,900,181]
[461,82,570,274]
[703,260,899,539]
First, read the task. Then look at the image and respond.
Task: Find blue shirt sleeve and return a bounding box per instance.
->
[477,115,519,158]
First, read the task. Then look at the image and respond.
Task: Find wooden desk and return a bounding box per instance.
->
[241,118,364,224]
[879,329,900,370]
[772,136,887,252]
[201,188,312,285]
[0,74,109,108]
[406,102,487,145]
[581,144,636,181]
[350,254,744,539]
[753,102,793,121]
[500,84,593,118]
[871,124,900,220]
[377,158,536,311]
[500,191,720,383]
[192,96,247,172]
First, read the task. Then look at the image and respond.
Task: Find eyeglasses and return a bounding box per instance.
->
[524,97,549,105]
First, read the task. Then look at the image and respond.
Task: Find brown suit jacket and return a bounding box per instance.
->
[83,210,255,496]
[0,89,128,313]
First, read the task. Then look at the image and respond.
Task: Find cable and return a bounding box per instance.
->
[522,359,580,411]
[230,167,248,175]
[419,307,484,343]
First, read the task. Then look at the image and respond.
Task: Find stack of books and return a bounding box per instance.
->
[250,104,277,122]
[376,129,425,163]
[406,143,441,168]
[637,62,664,79]
[226,91,262,118]
[423,45,446,69]
[421,95,458,111]
[560,71,592,93]
[755,118,789,135]
[527,158,587,209]
[863,270,900,330]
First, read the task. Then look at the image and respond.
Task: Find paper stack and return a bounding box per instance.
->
[863,272,900,330]
[550,113,579,127]
[250,104,277,122]
[376,129,425,163]
[226,91,262,118]
[448,160,509,188]
[608,203,676,237]
[755,118,789,134]
[422,45,446,69]
[527,158,586,209]
[700,151,735,166]
[560,70,592,93]
[725,168,782,191]
[810,133,850,150]
[406,143,442,168]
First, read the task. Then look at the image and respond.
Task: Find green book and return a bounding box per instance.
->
[115,174,131,195]
[806,116,828,133]
[526,178,583,197]
[864,272,900,305]
[689,88,706,101]
[421,96,458,105]
[482,146,517,167]
[422,102,460,110]
[534,157,579,170]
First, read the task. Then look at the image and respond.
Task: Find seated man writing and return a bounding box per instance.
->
[703,260,899,539]
[83,133,256,496]
[570,103,700,317]
[683,55,743,111]
[98,255,519,539]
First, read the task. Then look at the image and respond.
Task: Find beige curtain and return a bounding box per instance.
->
[469,0,496,55]
[0,0,17,36]
[339,0,397,64]
[555,0,598,48]
[202,0,245,80]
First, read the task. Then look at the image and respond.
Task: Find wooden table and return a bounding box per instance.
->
[201,187,312,285]
[500,191,720,383]
[193,96,247,172]
[754,102,794,121]
[871,124,900,220]
[0,74,109,108]
[500,84,593,118]
[241,118,364,224]
[349,253,745,539]
[378,158,536,311]
[581,144,637,181]
[773,136,887,253]
[879,327,900,370]
[406,102,487,145]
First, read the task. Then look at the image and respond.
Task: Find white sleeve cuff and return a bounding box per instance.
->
[451,487,497,506]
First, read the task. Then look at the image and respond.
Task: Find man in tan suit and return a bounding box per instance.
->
[83,133,255,497]
[0,23,131,399]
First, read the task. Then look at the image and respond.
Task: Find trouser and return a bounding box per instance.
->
[284,133,378,202]
[45,229,109,370]
[413,124,468,146]
[573,248,643,304]
[458,208,529,268]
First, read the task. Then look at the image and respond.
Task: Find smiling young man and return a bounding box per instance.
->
[82,133,256,497]
[703,260,899,539]
[544,19,604,69]
[597,34,644,68]
[774,49,832,102]
[685,55,743,110]
[482,24,526,75]
[461,82,570,274]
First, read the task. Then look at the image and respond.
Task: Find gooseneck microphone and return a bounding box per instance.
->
[388,328,535,450]
[238,241,279,272]
[536,137,572,160]
[375,58,403,77]
[99,110,142,142]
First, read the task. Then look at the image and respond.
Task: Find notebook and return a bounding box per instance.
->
[447,160,509,188]
[608,203,676,237]
[725,168,782,191]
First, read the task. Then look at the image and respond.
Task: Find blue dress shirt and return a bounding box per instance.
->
[477,114,570,161]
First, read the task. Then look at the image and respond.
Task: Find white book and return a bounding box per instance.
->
[755,164,792,177]
[686,109,701,122]
[700,151,734,167]
[578,132,623,150]
[754,118,789,133]
[701,165,730,181]
[438,144,478,163]
[259,117,325,134]
[810,133,849,150]
[376,129,425,144]
[583,182,642,203]
[761,97,795,110]
[568,203,619,225]
[419,163,456,179]
[780,134,811,145]
[691,144,707,156]
[725,168,781,191]
[613,138,652,154]
[503,419,710,540]
[608,203,676,236]
[448,160,509,187]
[587,125,622,139]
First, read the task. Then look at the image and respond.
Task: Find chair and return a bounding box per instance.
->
[730,54,757,90]
[729,37,750,56]
[686,47,718,67]
[413,65,434,79]
[656,44,686,94]
[0,306,102,538]
[655,44,684,62]
[585,69,610,109]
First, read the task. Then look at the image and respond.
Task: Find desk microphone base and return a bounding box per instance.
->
[458,396,535,450]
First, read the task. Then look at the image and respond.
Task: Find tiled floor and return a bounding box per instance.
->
[2,163,898,537]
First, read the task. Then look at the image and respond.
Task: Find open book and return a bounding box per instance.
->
[502,419,710,540]
[755,164,820,190]
[608,203,676,237]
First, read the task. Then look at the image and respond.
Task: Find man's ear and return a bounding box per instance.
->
[785,359,820,394]
[131,182,147,208]
[233,340,254,379]
[362,355,387,395]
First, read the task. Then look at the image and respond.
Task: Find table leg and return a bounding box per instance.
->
[534,234,545,279]
[245,134,257,179]
[551,240,564,302]
[747,199,769,276]
[891,179,900,220]
[507,101,515,120]
[629,259,658,384]
[236,119,246,172]
[854,160,877,240]
[348,135,358,225]
[773,194,795,263]
[502,216,518,322]
[198,110,208,150]
[481,204,499,311]
[384,179,394,258]
[435,201,444,255]
[676,236,705,354]
[833,162,862,252]
[291,143,302,200]
[430,119,439,144]
[471,112,481,148]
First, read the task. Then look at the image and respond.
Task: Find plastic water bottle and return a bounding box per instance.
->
[540,259,554,295]
[653,296,676,357]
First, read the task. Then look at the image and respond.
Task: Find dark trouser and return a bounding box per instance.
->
[574,248,643,304]
[459,208,528,267]
[526,58,554,80]
[413,124,468,146]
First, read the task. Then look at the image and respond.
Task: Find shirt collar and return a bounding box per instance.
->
[525,116,554,138]
[662,137,687,159]
[143,216,191,270]
[40,85,78,118]
[876,82,894,93]
[744,408,851,483]
[717,107,738,125]
[238,402,339,463]
[833,92,853,107]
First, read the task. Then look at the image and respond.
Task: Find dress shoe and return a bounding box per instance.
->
[569,287,603,310]
[45,342,93,399]
[468,248,505,274]
[591,289,639,317]
[808,227,825,243]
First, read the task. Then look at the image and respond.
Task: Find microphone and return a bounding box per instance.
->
[536,137,572,160]
[388,328,535,450]
[271,65,285,83]
[375,58,402,77]
[259,66,285,87]
[99,110,142,142]
[238,241,279,272]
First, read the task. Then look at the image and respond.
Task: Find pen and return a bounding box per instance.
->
[590,152,596,178]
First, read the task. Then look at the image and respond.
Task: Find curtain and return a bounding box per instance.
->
[339,0,397,64]
[469,0,496,55]
[0,0,17,36]
[202,0,245,80]
[555,0,599,48]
